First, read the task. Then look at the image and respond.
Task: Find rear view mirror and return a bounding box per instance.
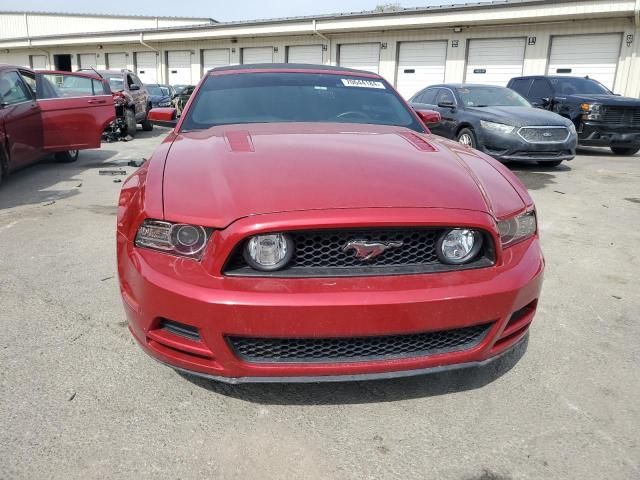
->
[415,109,441,125]
[437,100,455,109]
[148,107,178,128]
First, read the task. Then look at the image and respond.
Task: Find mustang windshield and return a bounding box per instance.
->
[181,72,424,132]
[457,86,531,107]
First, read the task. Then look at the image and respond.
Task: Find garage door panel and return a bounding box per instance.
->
[135,52,157,84]
[396,41,447,99]
[339,43,380,73]
[287,45,323,64]
[242,47,274,64]
[548,34,621,90]
[107,53,127,70]
[78,53,97,69]
[465,38,525,86]
[203,49,230,73]
[167,51,192,85]
[30,55,48,70]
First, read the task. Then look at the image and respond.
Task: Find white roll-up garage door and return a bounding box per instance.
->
[287,45,323,64]
[30,55,48,70]
[242,47,274,64]
[396,41,447,99]
[465,38,526,86]
[107,52,127,70]
[135,51,158,84]
[203,49,230,73]
[339,43,380,73]
[548,34,621,90]
[78,53,97,69]
[167,51,193,85]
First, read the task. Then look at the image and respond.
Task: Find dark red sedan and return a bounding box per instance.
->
[117,64,543,383]
[0,65,115,183]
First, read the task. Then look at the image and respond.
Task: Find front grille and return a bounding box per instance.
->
[224,228,494,277]
[601,106,640,125]
[228,323,492,363]
[518,126,569,143]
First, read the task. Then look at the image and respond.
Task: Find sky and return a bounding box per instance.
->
[7,0,470,22]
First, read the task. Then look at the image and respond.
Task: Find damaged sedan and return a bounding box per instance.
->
[117,64,544,383]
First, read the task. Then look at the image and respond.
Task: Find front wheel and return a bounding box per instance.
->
[55,150,79,163]
[141,105,154,131]
[457,128,477,149]
[610,146,640,156]
[537,160,563,167]
[124,109,137,137]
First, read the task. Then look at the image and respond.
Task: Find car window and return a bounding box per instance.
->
[147,85,163,96]
[40,74,96,97]
[509,78,532,97]
[435,89,455,105]
[19,70,37,96]
[103,74,124,92]
[0,71,32,105]
[131,74,143,87]
[414,88,437,105]
[182,72,425,133]
[93,79,107,95]
[127,74,136,88]
[528,79,553,103]
[548,77,611,95]
[456,86,531,107]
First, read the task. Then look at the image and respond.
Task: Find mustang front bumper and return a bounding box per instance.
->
[118,210,544,383]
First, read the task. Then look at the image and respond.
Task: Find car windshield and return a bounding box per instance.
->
[147,85,163,96]
[160,86,170,96]
[103,74,124,92]
[181,72,424,132]
[457,86,531,107]
[549,77,611,95]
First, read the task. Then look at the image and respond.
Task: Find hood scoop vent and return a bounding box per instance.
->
[397,132,437,152]
[224,130,255,152]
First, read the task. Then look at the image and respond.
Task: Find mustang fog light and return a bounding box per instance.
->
[497,210,537,248]
[244,233,294,271]
[437,229,483,264]
[135,220,210,259]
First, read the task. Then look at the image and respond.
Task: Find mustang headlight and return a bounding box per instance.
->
[244,233,294,271]
[480,120,515,135]
[436,229,483,265]
[497,210,537,248]
[135,219,210,259]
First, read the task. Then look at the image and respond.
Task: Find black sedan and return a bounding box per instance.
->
[409,84,577,166]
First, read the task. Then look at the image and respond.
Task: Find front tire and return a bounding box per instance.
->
[55,150,79,163]
[141,105,154,132]
[610,146,640,156]
[537,160,563,167]
[124,108,137,137]
[457,128,477,149]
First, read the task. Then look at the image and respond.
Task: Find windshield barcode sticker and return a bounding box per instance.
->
[341,79,385,89]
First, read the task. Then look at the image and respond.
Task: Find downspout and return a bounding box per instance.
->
[24,12,52,68]
[312,19,331,65]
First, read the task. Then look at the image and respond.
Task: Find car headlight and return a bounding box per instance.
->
[497,210,537,248]
[135,219,210,259]
[568,122,577,135]
[580,103,602,120]
[436,229,483,265]
[158,101,172,107]
[480,120,515,135]
[243,233,294,271]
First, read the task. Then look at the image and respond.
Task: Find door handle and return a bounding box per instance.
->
[88,99,107,105]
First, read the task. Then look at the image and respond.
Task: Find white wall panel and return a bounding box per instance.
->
[202,48,230,72]
[287,45,323,64]
[396,41,447,98]
[167,50,193,85]
[241,47,274,64]
[78,53,97,69]
[465,38,526,86]
[339,43,380,73]
[135,51,158,83]
[107,52,127,70]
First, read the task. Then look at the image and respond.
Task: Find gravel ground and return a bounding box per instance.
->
[1,127,639,479]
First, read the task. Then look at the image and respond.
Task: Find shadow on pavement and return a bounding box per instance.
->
[508,161,570,191]
[179,335,529,405]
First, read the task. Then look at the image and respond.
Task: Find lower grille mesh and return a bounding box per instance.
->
[228,323,492,363]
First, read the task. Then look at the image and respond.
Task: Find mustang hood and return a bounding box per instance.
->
[162,123,523,227]
[466,106,572,127]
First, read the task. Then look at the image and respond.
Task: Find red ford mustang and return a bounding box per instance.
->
[117,64,544,383]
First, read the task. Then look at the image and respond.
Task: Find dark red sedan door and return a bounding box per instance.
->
[0,69,43,171]
[36,71,115,151]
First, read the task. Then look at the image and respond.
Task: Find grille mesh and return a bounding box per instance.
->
[602,106,640,125]
[518,127,568,142]
[228,323,492,363]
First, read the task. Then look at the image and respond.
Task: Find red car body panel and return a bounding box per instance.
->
[118,65,544,382]
[0,65,114,175]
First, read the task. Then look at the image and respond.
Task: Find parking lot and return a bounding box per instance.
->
[0,128,639,479]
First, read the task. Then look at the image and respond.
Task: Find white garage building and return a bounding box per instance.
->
[1,0,640,98]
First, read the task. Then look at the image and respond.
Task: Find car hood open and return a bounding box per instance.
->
[162,123,525,227]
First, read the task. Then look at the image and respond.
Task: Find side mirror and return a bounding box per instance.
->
[437,100,456,109]
[129,84,140,91]
[148,107,178,128]
[415,109,441,125]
